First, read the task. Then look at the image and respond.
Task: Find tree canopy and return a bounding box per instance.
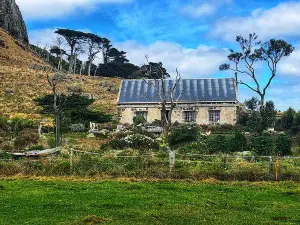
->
[220,33,294,106]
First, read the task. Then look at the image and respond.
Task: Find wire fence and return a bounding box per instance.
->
[1,149,300,181]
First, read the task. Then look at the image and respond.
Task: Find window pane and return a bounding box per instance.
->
[184,111,196,122]
[209,110,221,122]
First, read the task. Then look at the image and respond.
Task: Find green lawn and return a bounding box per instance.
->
[1,179,300,225]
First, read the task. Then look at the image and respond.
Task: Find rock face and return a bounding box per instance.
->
[0,0,28,45]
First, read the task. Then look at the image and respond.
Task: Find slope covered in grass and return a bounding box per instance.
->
[0,29,120,119]
[1,179,300,224]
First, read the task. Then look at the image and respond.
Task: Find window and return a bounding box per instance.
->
[136,111,148,121]
[184,111,196,123]
[209,110,221,123]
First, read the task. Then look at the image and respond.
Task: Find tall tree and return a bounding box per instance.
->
[55,29,87,73]
[220,33,294,106]
[50,46,66,71]
[108,48,129,64]
[102,38,112,65]
[85,33,103,76]
[140,62,170,79]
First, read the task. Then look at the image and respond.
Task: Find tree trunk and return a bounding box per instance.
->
[73,57,77,75]
[53,89,60,147]
[88,62,92,76]
[68,49,74,74]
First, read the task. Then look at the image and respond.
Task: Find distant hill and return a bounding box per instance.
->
[0,28,120,120]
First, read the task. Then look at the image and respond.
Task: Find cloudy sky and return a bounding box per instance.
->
[16,0,300,111]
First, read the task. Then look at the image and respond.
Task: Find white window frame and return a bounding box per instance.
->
[183,111,196,123]
[209,110,221,123]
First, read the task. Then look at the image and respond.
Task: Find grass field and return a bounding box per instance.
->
[1,179,300,224]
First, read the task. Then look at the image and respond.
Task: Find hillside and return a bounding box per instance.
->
[0,29,120,120]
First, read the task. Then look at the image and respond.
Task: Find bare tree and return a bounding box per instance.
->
[46,71,69,147]
[143,56,184,136]
[52,36,65,71]
[220,33,294,107]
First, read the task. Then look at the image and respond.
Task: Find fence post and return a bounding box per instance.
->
[70,148,74,171]
[275,153,280,181]
[169,150,175,173]
[223,154,227,170]
[268,156,273,179]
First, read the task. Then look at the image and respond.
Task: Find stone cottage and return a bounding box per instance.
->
[117,78,239,125]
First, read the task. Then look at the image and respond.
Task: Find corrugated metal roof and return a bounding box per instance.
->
[118,78,237,104]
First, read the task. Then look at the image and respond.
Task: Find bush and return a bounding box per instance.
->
[168,124,202,148]
[0,116,9,130]
[123,133,159,150]
[133,116,146,125]
[47,137,56,149]
[0,141,14,151]
[276,134,292,156]
[296,135,300,146]
[69,123,86,132]
[10,117,35,136]
[28,145,45,151]
[250,133,275,155]
[181,141,208,154]
[229,131,248,152]
[14,129,39,150]
[207,135,230,153]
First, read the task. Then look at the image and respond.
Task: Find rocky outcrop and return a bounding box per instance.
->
[0,0,28,45]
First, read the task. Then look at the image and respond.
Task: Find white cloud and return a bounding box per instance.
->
[182,3,216,17]
[278,49,300,76]
[15,0,132,20]
[211,2,300,41]
[29,28,58,47]
[115,41,228,78]
[181,0,232,18]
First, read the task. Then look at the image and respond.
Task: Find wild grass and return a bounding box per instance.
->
[2,153,300,181]
[0,28,120,118]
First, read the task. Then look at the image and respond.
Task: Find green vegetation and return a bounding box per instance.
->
[1,179,300,224]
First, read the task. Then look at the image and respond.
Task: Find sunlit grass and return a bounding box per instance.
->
[1,179,300,224]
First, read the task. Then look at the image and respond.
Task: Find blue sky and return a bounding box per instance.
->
[15,0,300,111]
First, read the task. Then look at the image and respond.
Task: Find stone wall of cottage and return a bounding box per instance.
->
[118,105,238,125]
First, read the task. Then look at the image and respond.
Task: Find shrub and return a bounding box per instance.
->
[14,129,39,150]
[250,133,275,155]
[123,133,159,150]
[221,123,234,131]
[0,141,14,151]
[105,139,127,150]
[133,116,146,125]
[168,124,202,148]
[0,116,9,130]
[69,123,86,132]
[276,134,292,156]
[207,135,230,153]
[181,141,208,154]
[149,120,162,127]
[10,117,35,136]
[47,137,56,149]
[296,135,300,146]
[28,145,45,151]
[229,131,248,152]
[233,124,245,132]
